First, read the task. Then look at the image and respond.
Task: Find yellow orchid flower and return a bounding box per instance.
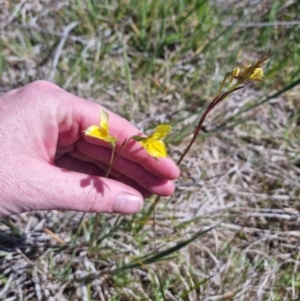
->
[231,53,271,83]
[133,124,172,159]
[230,65,263,83]
[84,109,117,147]
[215,54,271,97]
[248,66,264,80]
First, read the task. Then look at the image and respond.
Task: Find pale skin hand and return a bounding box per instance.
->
[0,81,180,216]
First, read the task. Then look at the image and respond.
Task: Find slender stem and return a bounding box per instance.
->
[173,55,269,173]
[151,56,270,248]
[113,137,133,163]
[105,146,115,178]
[214,73,229,98]
[151,86,245,250]
[176,86,244,166]
[76,212,86,237]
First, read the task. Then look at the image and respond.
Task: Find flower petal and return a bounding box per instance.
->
[147,124,172,141]
[84,125,104,139]
[140,140,168,158]
[105,135,118,148]
[250,67,263,80]
[100,109,109,134]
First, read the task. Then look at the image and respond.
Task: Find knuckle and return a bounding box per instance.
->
[24,80,61,92]
[14,80,63,108]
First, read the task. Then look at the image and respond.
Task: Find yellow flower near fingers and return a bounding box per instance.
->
[133,124,172,159]
[84,109,117,147]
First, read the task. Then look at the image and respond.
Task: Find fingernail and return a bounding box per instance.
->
[113,194,143,213]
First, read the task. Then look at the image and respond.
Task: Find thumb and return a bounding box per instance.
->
[8,159,143,215]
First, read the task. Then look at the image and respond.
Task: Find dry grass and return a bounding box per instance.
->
[1,0,300,300]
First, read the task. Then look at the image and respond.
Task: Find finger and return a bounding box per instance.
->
[55,154,152,198]
[73,139,176,196]
[55,154,106,177]
[10,157,144,215]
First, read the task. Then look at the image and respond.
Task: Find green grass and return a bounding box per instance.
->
[1,0,300,300]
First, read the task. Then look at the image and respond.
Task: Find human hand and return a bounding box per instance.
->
[0,81,179,216]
